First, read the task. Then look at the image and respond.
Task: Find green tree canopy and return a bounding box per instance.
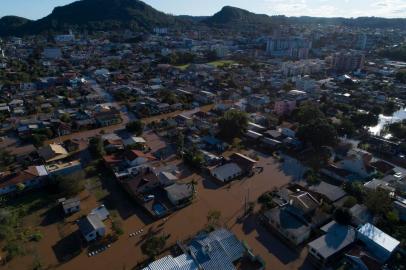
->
[297,120,338,148]
[365,189,392,215]
[141,235,168,259]
[218,110,248,141]
[126,120,144,136]
[294,104,325,125]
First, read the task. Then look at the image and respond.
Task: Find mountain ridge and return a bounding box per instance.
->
[1,0,405,36]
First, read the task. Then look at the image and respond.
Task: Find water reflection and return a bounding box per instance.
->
[369,108,406,138]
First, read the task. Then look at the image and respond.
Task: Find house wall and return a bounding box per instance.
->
[85,231,97,242]
[358,234,391,262]
[339,158,370,178]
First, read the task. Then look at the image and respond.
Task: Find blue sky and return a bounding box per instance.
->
[1,0,405,20]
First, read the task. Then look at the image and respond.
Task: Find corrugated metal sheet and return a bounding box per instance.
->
[142,254,198,270]
[189,228,245,270]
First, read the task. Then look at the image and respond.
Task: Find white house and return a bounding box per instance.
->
[211,163,242,182]
[77,214,106,242]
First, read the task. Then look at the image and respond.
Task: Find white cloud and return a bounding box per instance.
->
[263,0,406,17]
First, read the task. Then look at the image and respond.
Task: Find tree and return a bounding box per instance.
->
[141,235,168,259]
[297,120,338,149]
[89,137,105,158]
[60,113,71,123]
[351,112,379,129]
[383,101,399,116]
[386,211,399,223]
[294,104,325,125]
[334,207,352,225]
[343,196,357,208]
[258,192,275,209]
[365,189,392,215]
[207,210,221,229]
[176,132,185,156]
[344,181,363,196]
[336,118,356,137]
[126,120,144,136]
[387,120,406,139]
[56,172,85,197]
[396,70,406,83]
[183,147,204,169]
[218,110,248,141]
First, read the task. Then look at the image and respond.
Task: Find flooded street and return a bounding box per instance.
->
[369,107,406,138]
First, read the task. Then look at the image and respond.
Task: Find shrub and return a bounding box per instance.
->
[31,232,43,242]
[343,196,357,208]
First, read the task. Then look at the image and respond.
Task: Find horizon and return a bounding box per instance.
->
[1,0,405,20]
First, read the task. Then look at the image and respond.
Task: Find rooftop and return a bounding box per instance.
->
[308,221,356,259]
[357,223,400,253]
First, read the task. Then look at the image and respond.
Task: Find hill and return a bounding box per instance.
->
[204,6,274,29]
[1,1,405,36]
[1,0,181,36]
[0,16,31,36]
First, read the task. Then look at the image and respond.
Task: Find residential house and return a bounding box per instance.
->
[94,108,121,127]
[349,204,373,226]
[77,213,106,242]
[393,197,406,222]
[308,221,356,267]
[143,228,258,270]
[125,150,157,167]
[59,197,80,215]
[364,179,396,194]
[309,181,347,204]
[188,229,246,270]
[0,165,48,195]
[45,160,82,176]
[337,149,376,179]
[263,205,311,245]
[229,153,257,175]
[38,144,69,163]
[357,223,400,263]
[142,254,198,270]
[165,183,193,206]
[210,163,242,183]
[90,205,110,221]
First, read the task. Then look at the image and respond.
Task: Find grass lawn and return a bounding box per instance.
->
[174,64,190,70]
[174,60,236,70]
[86,176,109,201]
[207,60,236,67]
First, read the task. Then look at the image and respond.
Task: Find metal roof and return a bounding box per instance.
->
[142,254,198,270]
[189,228,245,270]
[358,223,400,253]
[308,222,356,259]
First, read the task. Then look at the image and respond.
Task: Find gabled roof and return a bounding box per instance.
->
[189,229,245,270]
[78,213,105,236]
[309,181,347,202]
[38,144,69,162]
[142,254,198,270]
[308,221,356,260]
[165,183,193,202]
